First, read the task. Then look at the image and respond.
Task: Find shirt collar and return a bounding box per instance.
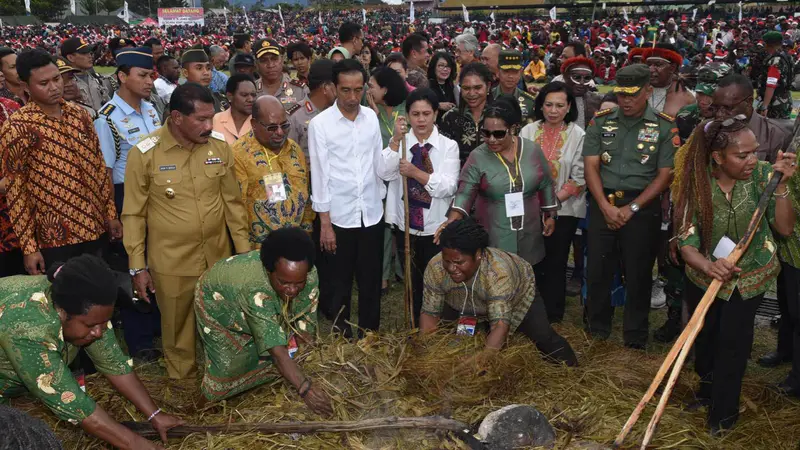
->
[112,93,145,116]
[331,101,365,122]
[407,126,441,149]
[160,120,182,151]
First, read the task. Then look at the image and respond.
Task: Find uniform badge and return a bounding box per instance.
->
[137,136,158,153]
[210,130,225,141]
[641,154,650,164]
[305,101,313,112]
[601,152,612,164]
[649,145,656,152]
[637,126,659,143]
[602,132,616,138]
[602,125,618,132]
[205,157,222,165]
[637,143,644,150]
[165,188,175,199]
[286,88,294,97]
[128,127,140,134]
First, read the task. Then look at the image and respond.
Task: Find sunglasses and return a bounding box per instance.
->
[257,121,291,133]
[480,129,509,140]
[570,74,593,84]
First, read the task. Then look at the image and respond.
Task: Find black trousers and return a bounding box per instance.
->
[537,216,579,323]
[312,216,336,320]
[442,298,578,366]
[685,282,763,429]
[40,237,107,270]
[394,230,440,327]
[329,220,385,333]
[0,248,25,277]
[780,263,800,389]
[586,196,661,345]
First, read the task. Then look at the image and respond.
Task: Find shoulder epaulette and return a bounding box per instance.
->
[595,107,615,117]
[656,111,675,122]
[287,103,302,115]
[290,79,307,88]
[520,90,536,100]
[99,103,116,116]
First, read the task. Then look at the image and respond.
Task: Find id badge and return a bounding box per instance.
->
[712,235,736,260]
[456,316,477,336]
[505,192,524,218]
[287,334,298,359]
[263,173,287,203]
[72,369,86,393]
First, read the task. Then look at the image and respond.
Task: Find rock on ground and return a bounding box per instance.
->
[477,404,556,449]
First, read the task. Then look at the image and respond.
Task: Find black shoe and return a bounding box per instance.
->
[625,342,646,350]
[653,315,681,343]
[772,381,800,399]
[757,351,792,368]
[685,397,711,412]
[134,348,162,364]
[566,277,582,297]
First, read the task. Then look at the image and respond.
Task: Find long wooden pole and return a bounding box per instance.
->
[401,130,415,329]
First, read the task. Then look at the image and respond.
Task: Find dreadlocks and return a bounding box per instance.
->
[439,217,490,257]
[673,117,750,254]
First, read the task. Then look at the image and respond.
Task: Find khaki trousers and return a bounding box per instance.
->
[152,271,199,379]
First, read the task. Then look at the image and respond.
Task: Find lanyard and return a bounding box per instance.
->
[495,142,521,190]
[379,108,399,137]
[264,146,285,171]
[460,262,481,316]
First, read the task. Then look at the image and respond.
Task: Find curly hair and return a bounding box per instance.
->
[673,116,750,254]
[439,217,490,257]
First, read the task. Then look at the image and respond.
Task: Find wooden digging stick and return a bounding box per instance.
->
[121,415,470,439]
[401,131,415,329]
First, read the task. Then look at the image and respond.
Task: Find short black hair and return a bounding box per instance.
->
[483,95,522,128]
[308,58,335,91]
[169,83,214,116]
[533,81,578,124]
[233,33,251,50]
[143,38,162,48]
[16,49,55,83]
[406,87,439,113]
[371,66,407,107]
[564,42,586,57]
[339,22,362,44]
[156,55,176,72]
[717,73,753,95]
[402,33,428,59]
[385,52,408,71]
[286,41,312,60]
[260,227,316,272]
[115,64,132,77]
[332,58,366,86]
[0,405,62,450]
[601,92,618,104]
[427,51,456,84]
[226,73,256,95]
[46,254,119,317]
[439,217,489,257]
[459,61,492,86]
[0,47,15,62]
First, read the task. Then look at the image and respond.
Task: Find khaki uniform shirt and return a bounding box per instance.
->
[121,123,251,276]
[287,95,322,160]
[583,105,677,191]
[255,73,308,110]
[76,70,112,112]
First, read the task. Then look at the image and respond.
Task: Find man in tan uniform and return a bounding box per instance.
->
[122,83,250,379]
[253,38,307,109]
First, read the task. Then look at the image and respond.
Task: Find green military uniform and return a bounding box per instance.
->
[756,32,794,120]
[174,48,229,115]
[493,50,536,124]
[583,64,677,347]
[675,62,732,145]
[253,39,308,109]
[121,124,251,379]
[194,251,319,401]
[0,276,132,424]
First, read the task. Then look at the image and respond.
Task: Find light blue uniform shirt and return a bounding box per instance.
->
[94,93,161,185]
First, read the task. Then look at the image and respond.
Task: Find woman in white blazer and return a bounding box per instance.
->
[519,81,586,324]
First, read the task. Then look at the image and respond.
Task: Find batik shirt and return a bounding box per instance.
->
[0,276,132,423]
[775,171,800,269]
[439,106,484,167]
[0,100,116,255]
[231,132,314,246]
[0,97,21,253]
[422,247,535,331]
[678,161,780,301]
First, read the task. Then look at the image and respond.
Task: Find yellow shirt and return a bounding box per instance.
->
[212,109,253,146]
[231,132,314,247]
[524,60,546,79]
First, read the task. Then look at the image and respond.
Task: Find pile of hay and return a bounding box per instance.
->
[11,319,800,449]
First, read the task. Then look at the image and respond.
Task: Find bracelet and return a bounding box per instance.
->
[147,408,162,421]
[775,186,790,198]
[298,379,312,398]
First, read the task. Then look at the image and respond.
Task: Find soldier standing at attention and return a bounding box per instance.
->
[756,31,794,120]
[61,37,112,112]
[491,50,536,124]
[582,64,677,350]
[288,58,337,160]
[253,39,307,109]
[122,83,250,379]
[95,48,162,362]
[180,47,229,113]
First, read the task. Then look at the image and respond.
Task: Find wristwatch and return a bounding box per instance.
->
[129,268,146,277]
[629,202,640,214]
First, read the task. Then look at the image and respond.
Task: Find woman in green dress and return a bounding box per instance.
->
[437,95,558,272]
[195,227,332,416]
[675,117,797,433]
[0,254,183,450]
[420,218,577,367]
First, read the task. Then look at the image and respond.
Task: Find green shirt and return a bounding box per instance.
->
[678,161,781,300]
[776,172,800,268]
[422,247,535,331]
[583,105,677,191]
[0,276,132,423]
[376,102,406,149]
[491,86,535,124]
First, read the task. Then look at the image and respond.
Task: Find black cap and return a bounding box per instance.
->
[613,64,651,95]
[109,37,135,55]
[55,56,80,74]
[233,53,255,67]
[254,38,282,59]
[61,37,93,57]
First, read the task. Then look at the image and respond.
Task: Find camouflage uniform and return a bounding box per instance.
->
[675,62,732,145]
[756,49,793,119]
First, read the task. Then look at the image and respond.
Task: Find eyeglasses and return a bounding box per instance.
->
[709,97,752,116]
[569,74,593,84]
[436,63,451,69]
[480,129,509,140]
[257,120,291,133]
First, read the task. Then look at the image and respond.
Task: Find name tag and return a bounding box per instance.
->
[159,165,176,171]
[263,173,287,203]
[127,127,140,134]
[456,316,477,336]
[712,235,736,260]
[505,192,524,218]
[287,334,298,359]
[601,132,616,138]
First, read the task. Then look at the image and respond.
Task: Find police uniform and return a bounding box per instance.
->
[287,95,321,160]
[62,38,112,112]
[121,125,250,379]
[55,57,97,120]
[94,48,163,359]
[491,50,536,123]
[582,64,677,348]
[253,40,308,109]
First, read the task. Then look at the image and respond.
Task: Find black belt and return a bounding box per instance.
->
[602,189,642,206]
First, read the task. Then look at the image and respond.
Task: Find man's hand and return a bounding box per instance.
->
[108,219,123,241]
[439,102,456,112]
[703,258,741,282]
[399,159,420,179]
[542,217,555,236]
[24,252,46,275]
[601,205,626,230]
[133,270,155,303]
[320,222,337,254]
[303,384,333,417]
[618,205,634,224]
[150,412,184,444]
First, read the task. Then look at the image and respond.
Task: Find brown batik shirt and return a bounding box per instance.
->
[0,100,116,255]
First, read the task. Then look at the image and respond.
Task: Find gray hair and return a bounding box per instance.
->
[208,45,225,57]
[455,33,479,56]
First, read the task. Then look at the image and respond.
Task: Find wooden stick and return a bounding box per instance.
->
[401,131,415,329]
[121,415,469,439]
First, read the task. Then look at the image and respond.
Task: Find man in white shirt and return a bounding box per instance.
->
[309,59,385,337]
[154,55,179,104]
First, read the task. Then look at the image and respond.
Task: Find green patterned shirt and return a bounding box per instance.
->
[422,247,535,331]
[0,276,132,423]
[678,161,781,300]
[776,172,800,268]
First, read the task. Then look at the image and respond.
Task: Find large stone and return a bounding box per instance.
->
[477,404,556,449]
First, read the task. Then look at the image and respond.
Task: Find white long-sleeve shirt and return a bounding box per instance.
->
[376,127,460,236]
[309,102,384,228]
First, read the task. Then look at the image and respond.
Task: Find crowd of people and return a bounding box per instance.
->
[0,5,799,448]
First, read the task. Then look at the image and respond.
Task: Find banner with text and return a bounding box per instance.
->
[158,7,204,26]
